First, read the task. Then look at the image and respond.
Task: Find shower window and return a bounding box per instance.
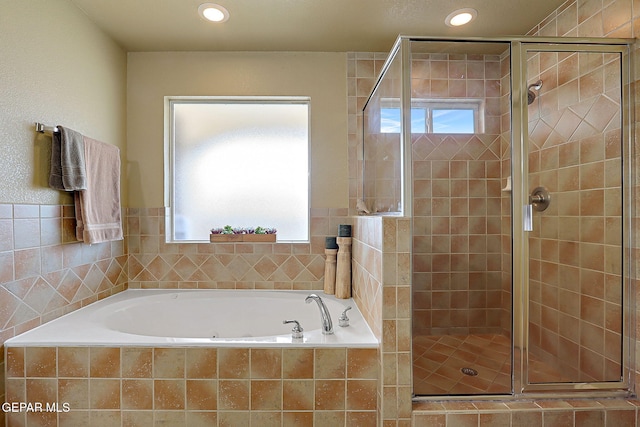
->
[381,107,427,133]
[165,97,310,242]
[380,98,483,134]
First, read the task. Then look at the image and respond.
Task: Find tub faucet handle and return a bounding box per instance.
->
[339,306,352,327]
[283,320,304,339]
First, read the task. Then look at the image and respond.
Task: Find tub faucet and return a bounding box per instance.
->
[305,293,334,335]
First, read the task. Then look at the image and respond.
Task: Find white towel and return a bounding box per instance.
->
[74,136,123,244]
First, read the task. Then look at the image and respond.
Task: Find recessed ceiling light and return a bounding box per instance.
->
[198,3,229,23]
[445,8,477,27]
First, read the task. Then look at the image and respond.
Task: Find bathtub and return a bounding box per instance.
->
[5,289,378,348]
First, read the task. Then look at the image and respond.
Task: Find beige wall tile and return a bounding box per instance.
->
[251,379,282,410]
[90,347,121,378]
[25,347,56,378]
[186,348,217,379]
[218,379,250,410]
[121,379,153,410]
[185,411,218,427]
[218,348,249,379]
[283,411,314,427]
[121,348,153,378]
[218,411,250,427]
[153,348,185,379]
[347,348,378,379]
[89,378,120,409]
[250,349,282,379]
[314,379,345,410]
[6,347,25,378]
[315,348,346,379]
[58,378,89,409]
[282,348,314,379]
[283,379,314,410]
[154,379,185,410]
[186,379,217,410]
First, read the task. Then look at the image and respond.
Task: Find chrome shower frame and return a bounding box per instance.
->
[363,35,635,401]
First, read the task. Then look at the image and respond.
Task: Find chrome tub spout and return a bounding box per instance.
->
[305,293,334,334]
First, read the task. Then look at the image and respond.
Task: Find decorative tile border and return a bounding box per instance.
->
[126,208,351,290]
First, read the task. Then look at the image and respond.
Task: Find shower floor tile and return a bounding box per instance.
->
[413,333,568,396]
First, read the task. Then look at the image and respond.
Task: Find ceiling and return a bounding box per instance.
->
[70,0,567,53]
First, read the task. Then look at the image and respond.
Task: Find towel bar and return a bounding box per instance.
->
[35,122,59,134]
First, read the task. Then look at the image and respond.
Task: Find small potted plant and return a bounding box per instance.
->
[210,225,277,242]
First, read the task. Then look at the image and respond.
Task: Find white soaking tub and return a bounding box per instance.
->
[5,289,378,347]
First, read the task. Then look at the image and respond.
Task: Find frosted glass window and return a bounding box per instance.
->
[167,98,310,242]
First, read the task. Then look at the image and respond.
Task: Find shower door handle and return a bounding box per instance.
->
[524,204,533,231]
[524,187,550,231]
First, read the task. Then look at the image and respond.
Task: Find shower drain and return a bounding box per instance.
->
[461,367,478,376]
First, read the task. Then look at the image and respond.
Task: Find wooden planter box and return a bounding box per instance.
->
[210,233,276,243]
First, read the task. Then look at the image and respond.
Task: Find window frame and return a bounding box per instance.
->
[164,95,312,243]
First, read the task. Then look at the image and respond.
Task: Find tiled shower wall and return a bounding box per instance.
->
[351,217,383,340]
[524,0,640,395]
[526,49,626,383]
[410,52,507,337]
[0,203,127,404]
[355,49,515,338]
[352,215,412,426]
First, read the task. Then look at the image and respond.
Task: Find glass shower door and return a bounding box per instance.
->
[409,40,513,396]
[519,43,631,392]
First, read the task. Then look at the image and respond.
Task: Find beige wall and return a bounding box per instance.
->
[126,51,348,209]
[0,0,128,408]
[0,0,127,205]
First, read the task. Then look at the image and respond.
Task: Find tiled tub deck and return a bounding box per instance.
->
[5,346,378,426]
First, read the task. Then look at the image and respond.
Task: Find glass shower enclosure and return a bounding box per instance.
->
[362,36,633,397]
